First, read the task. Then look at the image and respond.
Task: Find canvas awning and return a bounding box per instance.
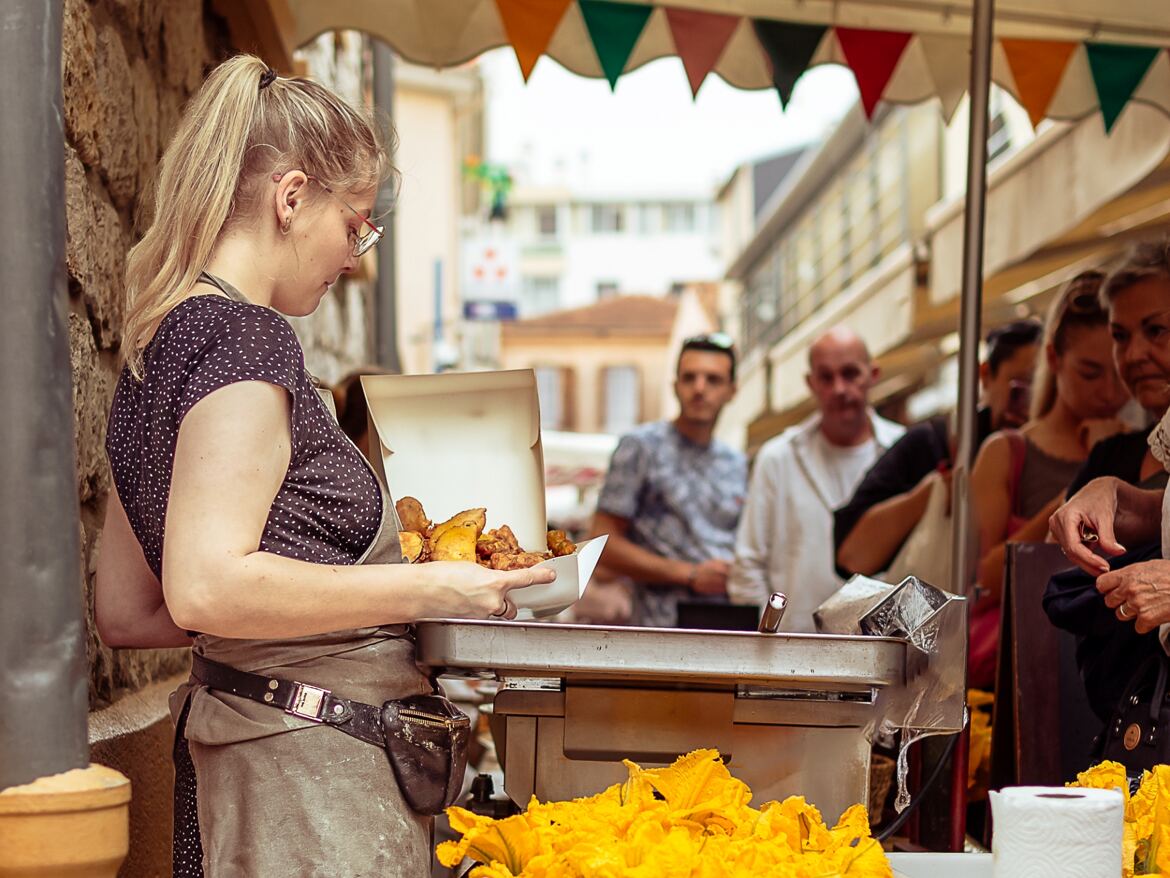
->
[270,0,1170,129]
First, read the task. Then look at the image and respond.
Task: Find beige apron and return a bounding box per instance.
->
[174,493,436,876]
[170,373,436,876]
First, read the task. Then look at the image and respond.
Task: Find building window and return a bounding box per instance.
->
[591,204,624,233]
[603,365,640,434]
[987,92,1012,163]
[520,276,560,316]
[663,203,695,233]
[535,366,572,431]
[638,203,660,234]
[536,205,557,238]
[596,280,619,299]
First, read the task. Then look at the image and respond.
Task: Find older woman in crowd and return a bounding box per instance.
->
[1052,239,1170,635]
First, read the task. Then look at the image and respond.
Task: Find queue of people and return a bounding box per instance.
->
[590,235,1170,773]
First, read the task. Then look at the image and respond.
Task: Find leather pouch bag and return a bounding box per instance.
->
[381,693,471,815]
[1101,651,1170,779]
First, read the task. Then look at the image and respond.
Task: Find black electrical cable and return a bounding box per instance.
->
[875,732,961,842]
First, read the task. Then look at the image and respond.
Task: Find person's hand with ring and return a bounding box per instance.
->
[420,561,555,621]
[1049,477,1127,576]
[1097,559,1170,634]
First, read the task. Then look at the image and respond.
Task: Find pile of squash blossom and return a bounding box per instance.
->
[437,748,891,877]
[1072,761,1170,876]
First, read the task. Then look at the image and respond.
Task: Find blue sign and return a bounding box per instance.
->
[463,300,518,322]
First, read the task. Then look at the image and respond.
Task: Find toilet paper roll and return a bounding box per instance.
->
[990,786,1124,878]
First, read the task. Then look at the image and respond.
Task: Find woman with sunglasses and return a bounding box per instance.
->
[1052,240,1170,637]
[93,55,553,876]
[968,271,1129,688]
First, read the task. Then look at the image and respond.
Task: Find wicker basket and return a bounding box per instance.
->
[868,754,896,826]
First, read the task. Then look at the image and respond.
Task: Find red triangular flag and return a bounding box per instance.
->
[835,27,913,118]
[495,0,573,81]
[664,8,740,98]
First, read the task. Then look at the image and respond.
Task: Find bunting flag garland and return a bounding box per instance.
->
[664,8,739,97]
[466,2,1170,135]
[752,20,828,107]
[1085,42,1162,132]
[835,27,914,118]
[495,0,573,82]
[578,0,654,90]
[1000,39,1078,128]
[917,35,972,121]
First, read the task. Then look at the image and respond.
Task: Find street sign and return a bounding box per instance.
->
[463,300,518,322]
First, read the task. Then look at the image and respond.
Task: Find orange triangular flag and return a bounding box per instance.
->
[1001,39,1078,128]
[495,0,573,81]
[665,8,740,97]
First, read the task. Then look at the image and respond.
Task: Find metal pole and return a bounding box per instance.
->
[373,40,402,372]
[0,0,89,789]
[951,0,995,605]
[944,0,996,854]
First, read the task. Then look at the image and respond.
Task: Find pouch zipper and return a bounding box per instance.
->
[399,708,470,729]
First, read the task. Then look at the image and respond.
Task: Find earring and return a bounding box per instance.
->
[281,216,292,235]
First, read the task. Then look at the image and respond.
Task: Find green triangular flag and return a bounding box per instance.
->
[752,19,827,107]
[1085,42,1161,132]
[579,0,653,90]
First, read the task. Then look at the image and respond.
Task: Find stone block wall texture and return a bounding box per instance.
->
[63,2,378,707]
[65,0,231,709]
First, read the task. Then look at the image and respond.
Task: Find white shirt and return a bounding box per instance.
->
[728,411,906,632]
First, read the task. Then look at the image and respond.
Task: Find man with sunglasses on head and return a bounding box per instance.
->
[728,326,904,632]
[591,334,747,628]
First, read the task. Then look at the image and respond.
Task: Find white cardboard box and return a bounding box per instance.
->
[362,369,605,616]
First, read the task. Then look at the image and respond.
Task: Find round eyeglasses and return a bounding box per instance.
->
[273,172,385,257]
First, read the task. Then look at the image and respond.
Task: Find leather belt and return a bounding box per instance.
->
[190,653,385,748]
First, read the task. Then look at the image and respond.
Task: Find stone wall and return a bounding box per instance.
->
[64,0,231,708]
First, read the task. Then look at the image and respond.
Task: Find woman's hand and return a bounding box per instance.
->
[1097,560,1170,634]
[420,561,557,620]
[1048,477,1126,576]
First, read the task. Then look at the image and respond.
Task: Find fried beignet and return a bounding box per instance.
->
[477,524,521,558]
[547,529,576,557]
[431,524,478,562]
[430,507,487,544]
[395,496,432,535]
[399,531,424,563]
[488,551,550,571]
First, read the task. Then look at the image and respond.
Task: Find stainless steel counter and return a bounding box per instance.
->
[416,616,963,820]
[417,620,907,688]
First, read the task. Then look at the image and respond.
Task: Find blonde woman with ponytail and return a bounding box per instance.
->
[94,55,554,876]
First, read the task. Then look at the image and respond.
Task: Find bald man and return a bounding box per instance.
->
[728,326,904,631]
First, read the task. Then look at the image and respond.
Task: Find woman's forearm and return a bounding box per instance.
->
[836,480,933,575]
[165,554,469,639]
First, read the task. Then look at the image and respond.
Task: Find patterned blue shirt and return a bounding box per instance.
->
[597,421,747,627]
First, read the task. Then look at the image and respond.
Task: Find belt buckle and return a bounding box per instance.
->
[287,682,330,721]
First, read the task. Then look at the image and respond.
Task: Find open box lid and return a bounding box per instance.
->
[362,370,547,550]
[361,369,605,616]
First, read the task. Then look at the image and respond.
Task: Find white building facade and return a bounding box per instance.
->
[467,186,723,319]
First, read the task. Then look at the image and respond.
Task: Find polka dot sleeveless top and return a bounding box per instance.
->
[106,293,382,577]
